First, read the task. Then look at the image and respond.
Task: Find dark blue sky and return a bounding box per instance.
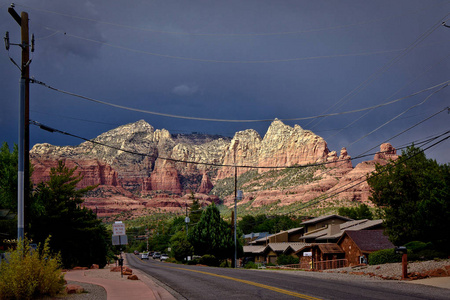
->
[1,0,449,164]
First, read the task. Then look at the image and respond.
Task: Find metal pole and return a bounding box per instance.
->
[233,139,239,268]
[8,7,30,241]
[21,11,30,240]
[18,78,25,239]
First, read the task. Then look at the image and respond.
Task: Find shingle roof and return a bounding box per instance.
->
[316,243,344,254]
[267,243,291,252]
[249,227,303,244]
[300,214,352,225]
[300,219,384,241]
[243,245,266,254]
[340,230,394,252]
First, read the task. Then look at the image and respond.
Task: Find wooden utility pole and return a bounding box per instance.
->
[8,6,31,240]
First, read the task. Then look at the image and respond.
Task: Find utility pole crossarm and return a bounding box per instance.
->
[8,6,21,25]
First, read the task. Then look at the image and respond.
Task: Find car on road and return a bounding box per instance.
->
[134,250,139,255]
[141,252,150,260]
[160,254,169,261]
[152,252,161,259]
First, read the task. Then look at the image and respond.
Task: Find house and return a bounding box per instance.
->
[262,242,310,264]
[250,227,304,246]
[299,219,384,243]
[242,245,266,264]
[243,242,310,265]
[243,232,269,246]
[300,214,353,234]
[337,230,394,266]
[294,243,346,270]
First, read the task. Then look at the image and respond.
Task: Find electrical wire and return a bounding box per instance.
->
[30,119,423,169]
[62,32,405,64]
[325,52,450,140]
[15,2,447,37]
[306,12,450,130]
[346,84,449,148]
[29,77,450,123]
[359,106,450,155]
[285,130,450,214]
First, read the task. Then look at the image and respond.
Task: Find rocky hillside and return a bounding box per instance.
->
[30,119,397,217]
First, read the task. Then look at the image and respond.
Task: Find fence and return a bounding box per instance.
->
[313,259,348,270]
[265,259,348,271]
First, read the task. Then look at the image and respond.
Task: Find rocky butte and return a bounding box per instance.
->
[30,119,398,217]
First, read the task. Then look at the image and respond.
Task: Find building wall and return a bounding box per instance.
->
[305,218,348,233]
[288,232,303,242]
[269,232,288,243]
[339,236,364,266]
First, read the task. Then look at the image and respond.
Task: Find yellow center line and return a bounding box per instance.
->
[169,266,322,300]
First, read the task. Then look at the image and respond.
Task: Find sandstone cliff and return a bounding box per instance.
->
[29,119,397,217]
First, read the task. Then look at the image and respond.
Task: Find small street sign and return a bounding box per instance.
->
[112,235,128,245]
[112,222,126,236]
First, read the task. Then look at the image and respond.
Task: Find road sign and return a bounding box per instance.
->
[303,252,312,257]
[112,235,128,245]
[113,222,126,236]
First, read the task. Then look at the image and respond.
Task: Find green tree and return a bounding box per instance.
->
[368,146,450,252]
[338,204,373,220]
[0,142,18,210]
[238,215,256,234]
[170,231,193,261]
[30,161,110,268]
[188,192,202,225]
[188,203,238,261]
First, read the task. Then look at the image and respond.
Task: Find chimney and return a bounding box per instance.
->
[328,224,340,236]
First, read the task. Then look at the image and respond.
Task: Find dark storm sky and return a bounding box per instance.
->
[1,0,449,164]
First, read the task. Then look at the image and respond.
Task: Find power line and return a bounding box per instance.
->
[17,2,446,37]
[306,12,450,130]
[345,84,449,148]
[30,77,450,123]
[285,130,450,215]
[324,52,450,140]
[60,31,405,64]
[30,119,422,170]
[360,106,450,155]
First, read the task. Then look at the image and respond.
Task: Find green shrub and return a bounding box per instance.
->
[0,237,65,299]
[244,261,259,269]
[219,260,230,268]
[199,254,219,267]
[368,248,401,265]
[277,254,299,266]
[405,241,432,252]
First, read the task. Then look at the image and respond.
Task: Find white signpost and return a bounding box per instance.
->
[112,222,126,236]
[112,221,127,278]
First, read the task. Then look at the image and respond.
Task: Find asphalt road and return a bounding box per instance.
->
[126,254,450,300]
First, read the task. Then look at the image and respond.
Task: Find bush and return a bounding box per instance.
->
[219,260,230,268]
[0,238,65,299]
[404,241,430,252]
[277,254,299,266]
[368,248,402,265]
[244,261,258,269]
[404,241,446,261]
[199,254,219,267]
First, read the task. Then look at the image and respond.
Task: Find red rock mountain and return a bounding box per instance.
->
[30,119,397,217]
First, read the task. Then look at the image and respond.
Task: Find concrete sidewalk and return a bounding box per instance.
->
[64,258,176,300]
[405,276,450,290]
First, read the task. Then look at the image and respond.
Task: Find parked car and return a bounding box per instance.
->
[141,252,149,260]
[152,252,161,259]
[134,250,140,255]
[160,254,169,261]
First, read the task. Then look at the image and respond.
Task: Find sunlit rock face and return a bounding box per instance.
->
[30,119,398,216]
